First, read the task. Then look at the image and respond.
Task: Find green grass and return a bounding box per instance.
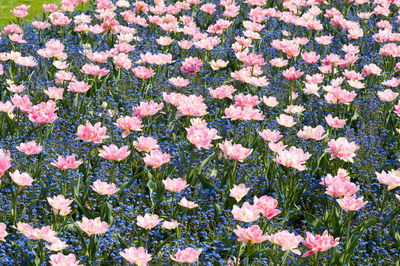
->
[0,0,60,26]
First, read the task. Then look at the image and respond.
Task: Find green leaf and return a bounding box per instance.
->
[153,233,176,256]
[114,233,129,250]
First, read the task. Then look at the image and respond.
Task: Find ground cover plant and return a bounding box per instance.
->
[0,0,60,25]
[0,0,399,265]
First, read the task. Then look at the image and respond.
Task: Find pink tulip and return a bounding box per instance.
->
[170,247,202,263]
[49,253,81,266]
[219,141,253,162]
[337,195,368,211]
[91,179,119,195]
[76,121,109,144]
[10,170,33,187]
[0,223,8,242]
[162,178,188,192]
[143,149,171,168]
[302,230,339,257]
[253,195,281,219]
[179,197,199,209]
[259,129,282,143]
[0,149,11,178]
[268,230,303,255]
[234,225,268,245]
[137,213,161,229]
[274,147,311,171]
[134,136,159,152]
[325,137,359,162]
[120,247,152,266]
[28,100,58,124]
[231,202,260,223]
[99,144,130,161]
[77,217,109,235]
[47,195,73,216]
[376,170,400,191]
[51,154,82,170]
[115,116,143,138]
[230,184,250,202]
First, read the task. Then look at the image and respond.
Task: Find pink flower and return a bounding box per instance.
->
[76,121,109,144]
[325,87,357,105]
[28,100,58,124]
[186,125,220,149]
[42,4,57,12]
[234,93,260,108]
[162,220,180,229]
[137,213,161,229]
[262,96,279,107]
[274,147,311,171]
[91,179,119,195]
[99,145,131,161]
[322,171,359,198]
[325,114,347,128]
[253,195,281,219]
[132,101,163,118]
[209,85,236,99]
[115,116,143,138]
[68,80,90,93]
[283,67,303,80]
[157,36,173,46]
[47,195,73,216]
[179,197,199,209]
[377,89,398,102]
[170,247,202,263]
[270,58,288,67]
[81,63,109,76]
[325,137,359,162]
[363,63,382,76]
[134,136,159,152]
[77,217,109,235]
[16,141,43,155]
[376,170,400,191]
[234,225,268,245]
[302,51,320,64]
[11,94,32,113]
[231,202,260,223]
[49,253,81,266]
[51,154,82,170]
[224,105,264,121]
[114,53,132,69]
[120,247,152,266]
[276,114,296,127]
[230,184,250,202]
[44,87,64,100]
[15,222,34,239]
[0,223,8,242]
[181,57,202,74]
[302,230,339,257]
[297,125,327,141]
[209,59,228,70]
[169,77,189,87]
[132,66,155,79]
[259,129,282,143]
[10,170,33,187]
[162,178,188,192]
[219,140,253,162]
[337,195,368,211]
[268,141,287,153]
[11,4,29,18]
[45,238,67,251]
[268,230,303,255]
[143,149,171,168]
